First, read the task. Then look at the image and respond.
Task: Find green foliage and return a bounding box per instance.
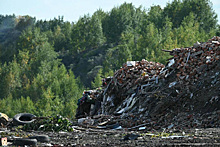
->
[0,95,36,117]
[0,60,22,99]
[0,24,82,118]
[0,15,21,63]
[71,13,106,55]
[174,13,200,47]
[23,115,73,132]
[163,0,217,32]
[91,68,103,89]
[15,15,36,31]
[103,2,143,44]
[147,5,163,28]
[0,95,14,117]
[0,14,17,28]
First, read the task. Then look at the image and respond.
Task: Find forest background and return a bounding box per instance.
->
[0,0,219,119]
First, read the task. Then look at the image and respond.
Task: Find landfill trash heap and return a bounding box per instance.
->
[77,36,219,131]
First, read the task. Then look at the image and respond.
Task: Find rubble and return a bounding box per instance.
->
[76,36,220,132]
[101,59,165,114]
[163,36,220,85]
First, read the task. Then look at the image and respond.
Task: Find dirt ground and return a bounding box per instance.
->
[49,128,220,146]
[1,128,217,147]
[3,127,218,146]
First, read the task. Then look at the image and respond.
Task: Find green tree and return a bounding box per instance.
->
[91,68,103,89]
[174,13,200,47]
[147,5,163,28]
[136,23,160,61]
[0,60,22,99]
[0,95,14,117]
[163,0,218,32]
[15,15,35,31]
[17,27,58,78]
[103,2,143,44]
[90,12,106,47]
[71,14,90,54]
[161,17,176,50]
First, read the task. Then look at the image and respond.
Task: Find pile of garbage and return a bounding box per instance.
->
[163,36,219,84]
[76,36,220,131]
[101,59,165,114]
[107,60,165,93]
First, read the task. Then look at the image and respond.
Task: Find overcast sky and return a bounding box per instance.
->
[0,0,220,23]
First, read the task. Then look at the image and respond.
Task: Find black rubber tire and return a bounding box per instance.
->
[13,138,37,146]
[13,113,36,125]
[0,117,8,125]
[29,135,50,142]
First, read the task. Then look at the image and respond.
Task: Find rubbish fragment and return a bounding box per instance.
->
[168,59,175,67]
[111,124,122,130]
[193,41,200,48]
[126,61,136,67]
[190,93,193,99]
[162,136,186,139]
[1,137,7,146]
[169,81,177,88]
[167,124,174,129]
[0,112,9,126]
[28,135,50,143]
[78,118,94,126]
[123,133,140,140]
[212,41,219,44]
[139,127,146,130]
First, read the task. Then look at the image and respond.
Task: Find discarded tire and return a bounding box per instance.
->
[13,138,37,146]
[29,135,50,142]
[13,113,36,125]
[0,117,8,126]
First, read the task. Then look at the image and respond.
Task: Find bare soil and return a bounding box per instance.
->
[4,127,218,146]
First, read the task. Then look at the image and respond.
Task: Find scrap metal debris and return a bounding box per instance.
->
[76,36,220,131]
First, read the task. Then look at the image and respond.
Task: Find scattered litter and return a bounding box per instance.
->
[168,124,174,129]
[162,135,186,139]
[169,81,177,88]
[138,127,146,130]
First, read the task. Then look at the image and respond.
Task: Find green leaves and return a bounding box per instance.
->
[163,0,218,32]
[91,68,103,89]
[23,115,73,132]
[0,22,82,118]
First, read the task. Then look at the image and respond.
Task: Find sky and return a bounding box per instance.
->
[0,0,220,23]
